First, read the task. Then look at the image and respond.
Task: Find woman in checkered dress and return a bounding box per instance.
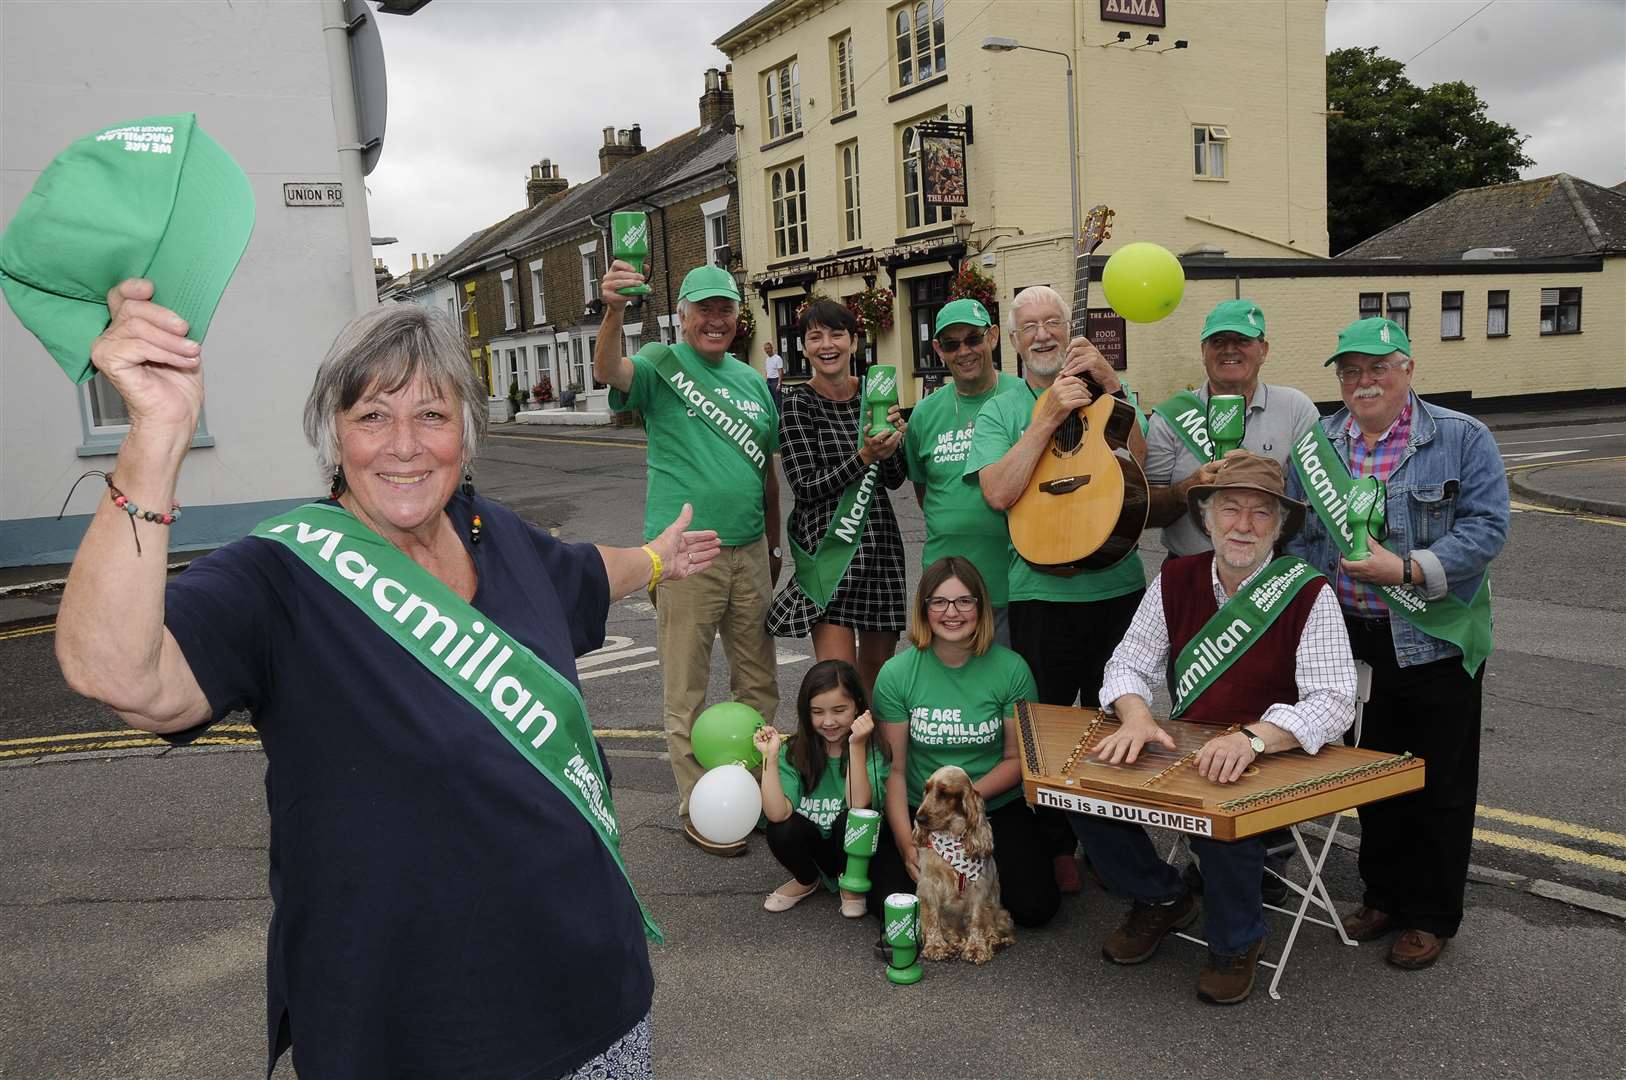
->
[765,298,908,692]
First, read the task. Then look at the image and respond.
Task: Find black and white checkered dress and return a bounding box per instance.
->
[765,383,909,636]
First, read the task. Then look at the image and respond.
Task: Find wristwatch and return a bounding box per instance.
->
[1240,726,1266,754]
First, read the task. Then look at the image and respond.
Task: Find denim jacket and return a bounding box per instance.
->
[1284,394,1510,668]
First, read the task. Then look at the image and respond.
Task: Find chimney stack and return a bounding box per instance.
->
[527,158,569,205]
[411,253,420,271]
[599,123,645,174]
[699,67,735,130]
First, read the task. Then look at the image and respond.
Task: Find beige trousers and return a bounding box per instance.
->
[655,535,780,815]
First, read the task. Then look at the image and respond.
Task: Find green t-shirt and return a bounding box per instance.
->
[772,748,889,839]
[962,387,1147,604]
[902,373,1028,605]
[872,643,1036,811]
[609,342,780,545]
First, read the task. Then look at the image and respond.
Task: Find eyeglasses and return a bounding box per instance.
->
[937,330,986,352]
[926,595,979,613]
[1335,359,1409,383]
[1016,317,1067,337]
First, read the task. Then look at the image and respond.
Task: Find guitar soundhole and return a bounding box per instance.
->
[1053,412,1085,454]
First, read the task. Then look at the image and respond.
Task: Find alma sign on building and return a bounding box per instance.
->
[1101,0,1166,28]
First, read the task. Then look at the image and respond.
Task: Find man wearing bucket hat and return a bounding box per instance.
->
[0,114,254,383]
[595,258,782,856]
[901,297,1026,643]
[1072,451,1356,1004]
[1285,317,1508,971]
[1144,299,1321,559]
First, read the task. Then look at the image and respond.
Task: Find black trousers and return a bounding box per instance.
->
[766,810,897,919]
[1345,617,1484,938]
[1009,590,1146,859]
[868,799,1061,928]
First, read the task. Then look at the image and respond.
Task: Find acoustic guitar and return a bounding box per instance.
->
[1007,205,1150,573]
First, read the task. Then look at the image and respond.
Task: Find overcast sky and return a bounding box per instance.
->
[366,0,1626,276]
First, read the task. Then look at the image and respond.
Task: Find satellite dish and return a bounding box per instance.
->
[345,0,388,176]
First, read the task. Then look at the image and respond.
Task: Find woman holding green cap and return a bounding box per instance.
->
[55,279,720,1078]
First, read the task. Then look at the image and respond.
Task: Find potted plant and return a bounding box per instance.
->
[506,376,523,417]
[532,376,554,405]
[845,285,895,338]
[948,262,997,308]
[730,302,756,353]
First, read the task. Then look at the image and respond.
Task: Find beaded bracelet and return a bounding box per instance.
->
[106,476,181,526]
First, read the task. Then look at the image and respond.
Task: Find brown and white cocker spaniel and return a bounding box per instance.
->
[913,765,1015,964]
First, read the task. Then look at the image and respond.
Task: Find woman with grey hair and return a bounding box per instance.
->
[55,278,719,1079]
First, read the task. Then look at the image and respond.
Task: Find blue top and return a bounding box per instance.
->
[163,492,653,1079]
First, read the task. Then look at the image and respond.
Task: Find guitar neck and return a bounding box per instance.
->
[1071,244,1092,342]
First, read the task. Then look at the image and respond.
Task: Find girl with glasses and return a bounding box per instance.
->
[866,557,1063,938]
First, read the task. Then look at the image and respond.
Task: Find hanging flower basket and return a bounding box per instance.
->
[731,301,756,348]
[948,262,998,309]
[844,286,896,337]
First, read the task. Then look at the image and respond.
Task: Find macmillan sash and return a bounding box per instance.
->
[1152,389,1217,463]
[1291,424,1493,675]
[1170,555,1325,718]
[791,404,879,609]
[649,343,771,474]
[252,503,662,942]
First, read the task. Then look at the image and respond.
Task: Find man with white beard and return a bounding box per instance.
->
[1067,452,1356,1004]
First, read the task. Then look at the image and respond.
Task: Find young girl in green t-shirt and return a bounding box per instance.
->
[754,659,890,919]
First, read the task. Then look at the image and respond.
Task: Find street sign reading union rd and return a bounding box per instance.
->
[283,182,344,207]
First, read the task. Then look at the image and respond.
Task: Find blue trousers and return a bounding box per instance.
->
[1070,814,1267,956]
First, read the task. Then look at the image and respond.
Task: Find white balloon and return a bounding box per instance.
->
[689,764,761,845]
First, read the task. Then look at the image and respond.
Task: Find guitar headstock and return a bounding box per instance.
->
[1081,205,1115,256]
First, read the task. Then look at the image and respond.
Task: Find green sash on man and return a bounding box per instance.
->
[1152,389,1217,463]
[1170,556,1325,717]
[649,343,772,473]
[252,503,662,942]
[790,408,880,609]
[1291,424,1492,675]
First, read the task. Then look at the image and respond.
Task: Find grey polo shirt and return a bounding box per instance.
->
[1144,381,1323,557]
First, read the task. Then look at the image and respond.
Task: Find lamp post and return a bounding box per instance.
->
[981,36,1080,248]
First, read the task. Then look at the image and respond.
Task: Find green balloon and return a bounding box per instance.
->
[692,701,765,770]
[1101,242,1186,324]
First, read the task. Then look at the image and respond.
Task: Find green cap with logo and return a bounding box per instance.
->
[678,264,741,303]
[934,297,992,336]
[1325,316,1411,366]
[1200,299,1266,341]
[0,114,255,384]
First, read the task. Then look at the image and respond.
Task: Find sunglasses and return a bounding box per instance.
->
[937,330,986,352]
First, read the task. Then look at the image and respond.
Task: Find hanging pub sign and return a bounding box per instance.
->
[1087,308,1128,371]
[915,120,970,208]
[1101,0,1166,28]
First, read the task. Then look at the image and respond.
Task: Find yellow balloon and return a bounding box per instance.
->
[1101,242,1186,323]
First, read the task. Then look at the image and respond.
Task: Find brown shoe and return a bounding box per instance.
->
[1388,929,1448,970]
[1341,905,1395,942]
[1197,936,1268,1005]
[683,819,746,857]
[1053,853,1083,894]
[1102,893,1198,965]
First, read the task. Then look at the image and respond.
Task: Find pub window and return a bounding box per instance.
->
[909,272,952,374]
[1385,292,1410,334]
[894,0,945,89]
[901,123,949,230]
[840,141,862,244]
[1540,287,1581,335]
[1440,291,1463,340]
[773,295,809,378]
[770,161,808,258]
[1358,292,1382,321]
[1193,125,1229,179]
[834,33,856,114]
[764,58,803,141]
[1487,290,1509,337]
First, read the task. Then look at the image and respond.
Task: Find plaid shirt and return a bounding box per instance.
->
[1337,398,1413,617]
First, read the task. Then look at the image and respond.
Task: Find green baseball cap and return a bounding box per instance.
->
[1325,317,1411,366]
[0,114,255,384]
[1200,299,1266,341]
[934,297,992,336]
[678,264,741,303]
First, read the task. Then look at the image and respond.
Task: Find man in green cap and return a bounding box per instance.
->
[1286,317,1508,971]
[595,258,782,857]
[901,296,1027,644]
[1145,299,1320,559]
